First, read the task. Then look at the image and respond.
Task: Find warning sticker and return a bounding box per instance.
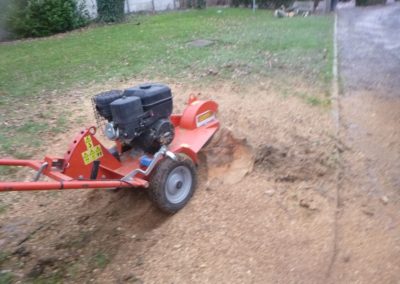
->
[84,135,94,149]
[196,110,215,127]
[81,135,103,165]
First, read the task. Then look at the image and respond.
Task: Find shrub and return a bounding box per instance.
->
[7,0,90,38]
[96,0,125,23]
[257,0,293,8]
[355,0,385,5]
[196,0,206,8]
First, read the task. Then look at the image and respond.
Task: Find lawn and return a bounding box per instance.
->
[0,8,333,160]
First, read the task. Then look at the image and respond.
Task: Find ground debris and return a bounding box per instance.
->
[361,209,374,217]
[380,196,389,205]
[276,175,299,183]
[17,225,45,246]
[255,139,332,182]
[121,273,143,283]
[187,39,214,48]
[12,246,30,257]
[265,189,275,196]
[299,197,319,211]
[205,178,223,191]
[26,256,58,278]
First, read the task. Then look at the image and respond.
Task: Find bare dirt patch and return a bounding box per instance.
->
[187,39,214,48]
[0,78,336,283]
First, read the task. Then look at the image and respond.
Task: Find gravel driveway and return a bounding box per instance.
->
[338,2,400,94]
[330,3,400,283]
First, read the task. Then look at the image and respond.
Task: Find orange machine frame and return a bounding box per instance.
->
[0,97,219,192]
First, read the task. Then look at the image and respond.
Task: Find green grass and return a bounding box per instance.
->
[0,8,333,158]
[56,231,92,250]
[31,272,63,284]
[91,252,110,269]
[0,251,10,265]
[0,203,9,214]
[0,8,332,99]
[0,271,13,284]
[0,121,49,159]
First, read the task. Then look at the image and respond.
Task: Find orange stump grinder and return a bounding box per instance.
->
[0,83,219,213]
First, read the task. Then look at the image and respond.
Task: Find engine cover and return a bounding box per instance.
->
[93,83,175,153]
[110,96,144,140]
[123,84,173,121]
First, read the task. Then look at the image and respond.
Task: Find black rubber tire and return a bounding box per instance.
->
[148,154,197,214]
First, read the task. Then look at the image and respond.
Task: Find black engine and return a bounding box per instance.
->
[93,83,174,153]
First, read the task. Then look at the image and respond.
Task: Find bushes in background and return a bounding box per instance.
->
[196,0,207,8]
[7,0,90,38]
[96,0,125,22]
[258,0,294,8]
[355,0,386,5]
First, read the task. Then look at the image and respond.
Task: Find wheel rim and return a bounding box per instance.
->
[165,165,192,204]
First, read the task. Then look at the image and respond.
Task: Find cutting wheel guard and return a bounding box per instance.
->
[0,97,219,192]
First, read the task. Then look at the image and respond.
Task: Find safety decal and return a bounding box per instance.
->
[81,135,103,165]
[196,110,215,127]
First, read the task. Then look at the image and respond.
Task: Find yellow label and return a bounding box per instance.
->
[196,110,215,127]
[198,111,212,122]
[95,145,102,157]
[81,135,103,165]
[82,151,91,165]
[89,148,97,161]
[84,136,94,149]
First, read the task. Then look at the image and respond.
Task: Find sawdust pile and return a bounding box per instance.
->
[202,128,254,185]
[255,138,332,183]
[201,127,333,187]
